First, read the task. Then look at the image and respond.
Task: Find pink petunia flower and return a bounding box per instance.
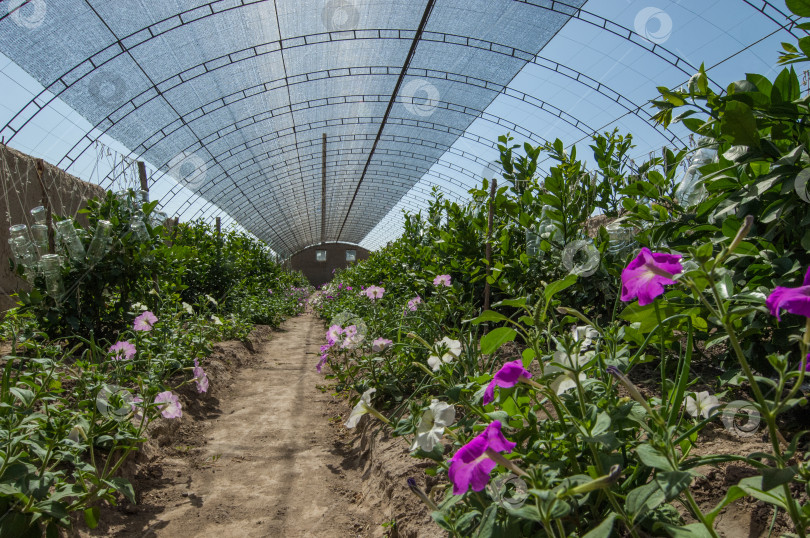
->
[109,340,136,361]
[483,360,532,405]
[767,267,810,321]
[407,296,422,311]
[620,248,682,306]
[363,285,385,300]
[433,274,452,287]
[326,324,342,344]
[133,311,158,331]
[154,391,182,419]
[372,338,393,353]
[192,359,209,393]
[448,421,516,495]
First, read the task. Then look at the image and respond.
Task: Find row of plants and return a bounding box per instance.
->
[313,7,810,536]
[1,189,310,535]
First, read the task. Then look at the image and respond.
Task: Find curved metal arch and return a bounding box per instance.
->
[7,15,693,158]
[55,50,685,178]
[740,0,810,39]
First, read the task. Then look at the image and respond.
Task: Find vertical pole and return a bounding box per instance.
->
[321,133,327,244]
[483,178,496,317]
[137,161,148,193]
[215,216,222,267]
[34,159,55,253]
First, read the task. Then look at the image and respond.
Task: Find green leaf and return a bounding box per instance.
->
[521,348,535,368]
[636,444,674,471]
[473,504,499,537]
[480,327,517,355]
[469,311,509,325]
[656,522,715,538]
[543,274,577,303]
[106,477,136,504]
[83,507,100,529]
[495,297,527,308]
[761,467,797,491]
[626,481,666,520]
[787,0,810,16]
[655,471,692,501]
[582,513,616,538]
[9,388,35,408]
[720,101,759,148]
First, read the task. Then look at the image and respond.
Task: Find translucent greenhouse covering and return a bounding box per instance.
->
[0,0,803,257]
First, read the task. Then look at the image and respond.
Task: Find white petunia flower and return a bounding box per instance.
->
[427,337,462,371]
[685,391,721,419]
[182,302,194,315]
[571,325,599,351]
[411,400,455,452]
[345,388,376,428]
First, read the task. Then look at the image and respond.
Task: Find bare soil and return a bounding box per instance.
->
[73,313,440,538]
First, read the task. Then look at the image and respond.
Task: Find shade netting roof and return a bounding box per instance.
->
[0,0,802,256]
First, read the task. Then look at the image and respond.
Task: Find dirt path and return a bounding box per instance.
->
[89,313,381,537]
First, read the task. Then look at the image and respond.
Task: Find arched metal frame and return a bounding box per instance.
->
[0,0,800,256]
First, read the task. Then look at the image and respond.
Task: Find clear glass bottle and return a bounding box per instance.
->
[30,205,47,225]
[8,236,38,281]
[149,210,168,228]
[525,228,542,259]
[86,220,112,264]
[130,212,150,242]
[54,219,86,263]
[30,224,49,254]
[9,223,30,243]
[39,254,64,299]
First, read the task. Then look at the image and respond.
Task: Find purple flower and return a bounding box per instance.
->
[620,248,683,306]
[483,360,532,405]
[433,274,452,287]
[448,421,516,495]
[372,338,393,352]
[154,391,182,419]
[767,267,810,321]
[407,296,422,311]
[133,311,158,331]
[193,359,209,394]
[109,340,136,361]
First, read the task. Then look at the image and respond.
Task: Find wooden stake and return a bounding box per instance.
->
[137,161,148,192]
[483,178,496,316]
[34,159,55,253]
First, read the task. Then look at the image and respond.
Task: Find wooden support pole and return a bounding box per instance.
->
[137,161,148,193]
[483,178,497,316]
[321,133,327,244]
[34,159,55,253]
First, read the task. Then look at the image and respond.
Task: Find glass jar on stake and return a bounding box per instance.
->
[86,220,112,264]
[54,219,86,264]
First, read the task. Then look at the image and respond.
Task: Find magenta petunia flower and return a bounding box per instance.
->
[433,274,452,287]
[192,359,209,393]
[483,360,533,405]
[133,311,158,331]
[448,421,516,495]
[407,296,422,311]
[109,340,136,361]
[767,267,810,321]
[154,391,182,419]
[620,248,683,306]
[372,338,393,352]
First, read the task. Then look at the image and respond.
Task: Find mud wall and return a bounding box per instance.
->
[0,144,105,311]
[290,243,370,288]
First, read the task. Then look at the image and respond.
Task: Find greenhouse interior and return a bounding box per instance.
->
[2,0,810,536]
